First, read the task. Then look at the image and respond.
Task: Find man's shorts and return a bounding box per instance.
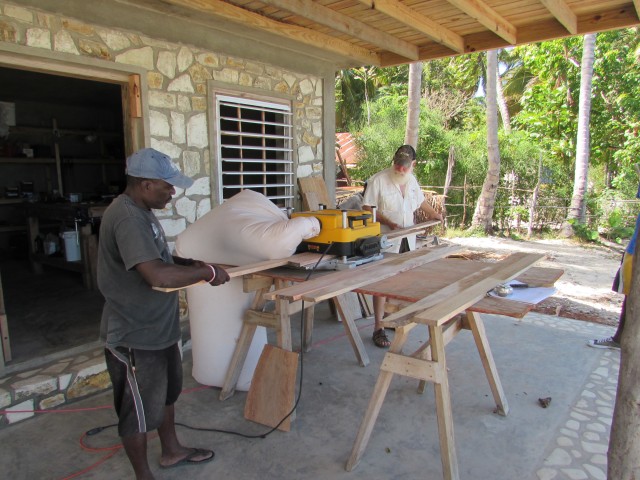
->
[105,343,183,437]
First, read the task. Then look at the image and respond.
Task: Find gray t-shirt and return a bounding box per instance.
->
[97,194,181,350]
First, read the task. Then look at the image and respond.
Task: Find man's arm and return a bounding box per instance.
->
[362,204,401,230]
[419,199,443,221]
[136,259,230,288]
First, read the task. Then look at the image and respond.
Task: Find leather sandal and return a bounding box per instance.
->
[372,328,391,348]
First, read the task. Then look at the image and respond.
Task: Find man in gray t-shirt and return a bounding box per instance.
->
[98,148,230,477]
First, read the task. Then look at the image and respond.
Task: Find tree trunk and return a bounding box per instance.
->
[562,33,596,236]
[405,62,422,149]
[471,49,501,233]
[608,235,640,479]
[496,70,512,133]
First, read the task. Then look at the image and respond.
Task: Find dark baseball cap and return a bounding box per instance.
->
[126,148,194,189]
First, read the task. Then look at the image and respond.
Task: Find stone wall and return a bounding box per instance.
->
[0,1,325,244]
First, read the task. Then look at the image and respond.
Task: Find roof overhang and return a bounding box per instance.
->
[115,0,640,68]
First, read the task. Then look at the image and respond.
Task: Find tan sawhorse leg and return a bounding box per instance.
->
[346,311,509,480]
[220,276,370,401]
[414,311,509,415]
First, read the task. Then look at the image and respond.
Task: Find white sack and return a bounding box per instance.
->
[175,189,319,390]
[177,189,319,265]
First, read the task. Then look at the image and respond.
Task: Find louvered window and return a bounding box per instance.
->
[214,94,294,209]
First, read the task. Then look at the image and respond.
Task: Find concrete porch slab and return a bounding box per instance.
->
[0,307,618,480]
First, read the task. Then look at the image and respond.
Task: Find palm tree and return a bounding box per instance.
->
[471,49,501,233]
[562,33,596,235]
[404,62,422,148]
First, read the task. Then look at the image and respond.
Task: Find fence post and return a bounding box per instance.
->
[443,146,455,228]
[462,175,467,226]
[528,156,543,238]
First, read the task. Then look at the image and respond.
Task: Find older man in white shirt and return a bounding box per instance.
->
[362,144,442,347]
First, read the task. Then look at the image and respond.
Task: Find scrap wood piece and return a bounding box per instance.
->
[264,244,461,303]
[382,253,545,327]
[298,176,332,210]
[244,344,298,432]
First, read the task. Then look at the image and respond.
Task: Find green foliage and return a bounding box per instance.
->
[337,29,640,235]
[567,218,599,242]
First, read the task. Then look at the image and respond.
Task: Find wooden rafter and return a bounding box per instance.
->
[540,0,578,35]
[378,4,640,67]
[115,1,640,68]
[156,0,380,65]
[259,0,418,61]
[358,0,464,53]
[446,0,517,45]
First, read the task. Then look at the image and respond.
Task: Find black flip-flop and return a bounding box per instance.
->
[160,448,215,469]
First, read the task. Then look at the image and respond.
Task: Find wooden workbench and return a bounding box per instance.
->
[345,254,564,480]
[218,244,461,402]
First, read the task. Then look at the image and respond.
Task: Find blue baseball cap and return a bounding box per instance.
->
[126,148,194,189]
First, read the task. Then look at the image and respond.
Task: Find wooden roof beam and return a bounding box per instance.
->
[446,0,517,45]
[259,0,418,61]
[540,0,577,35]
[159,0,380,66]
[357,0,464,54]
[378,4,640,67]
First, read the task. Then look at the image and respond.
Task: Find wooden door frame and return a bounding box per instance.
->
[0,43,149,372]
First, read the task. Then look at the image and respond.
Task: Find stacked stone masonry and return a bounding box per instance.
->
[0,348,111,426]
[0,1,325,245]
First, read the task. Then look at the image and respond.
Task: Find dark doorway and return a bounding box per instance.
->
[0,66,126,367]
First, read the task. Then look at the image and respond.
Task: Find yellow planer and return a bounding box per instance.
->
[291,207,389,268]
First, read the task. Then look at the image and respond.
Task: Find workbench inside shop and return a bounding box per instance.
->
[220,243,563,480]
[23,201,107,290]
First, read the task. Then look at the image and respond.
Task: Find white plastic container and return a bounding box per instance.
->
[62,231,81,262]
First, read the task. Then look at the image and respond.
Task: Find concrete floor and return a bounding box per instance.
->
[1,259,103,364]
[0,303,618,480]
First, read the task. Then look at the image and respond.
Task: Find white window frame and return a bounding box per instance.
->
[213,92,294,209]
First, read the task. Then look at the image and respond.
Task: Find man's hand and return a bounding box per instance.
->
[208,264,230,286]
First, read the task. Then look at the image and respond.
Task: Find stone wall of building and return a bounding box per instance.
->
[0,1,324,243]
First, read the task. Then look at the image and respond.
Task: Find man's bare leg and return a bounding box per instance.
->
[158,404,213,467]
[121,433,154,480]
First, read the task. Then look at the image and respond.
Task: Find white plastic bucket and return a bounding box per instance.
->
[62,231,81,262]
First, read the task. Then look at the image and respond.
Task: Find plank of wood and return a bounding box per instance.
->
[385,220,441,240]
[468,295,533,319]
[298,176,332,210]
[0,272,10,364]
[515,266,564,287]
[264,244,461,302]
[380,253,544,327]
[152,253,333,292]
[414,253,544,326]
[244,344,298,432]
[357,259,563,303]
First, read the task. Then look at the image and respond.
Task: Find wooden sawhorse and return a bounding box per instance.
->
[219,271,370,401]
[346,252,562,479]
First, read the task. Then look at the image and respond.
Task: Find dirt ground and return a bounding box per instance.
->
[443,235,625,327]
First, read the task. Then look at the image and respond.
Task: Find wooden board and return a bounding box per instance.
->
[0,271,10,364]
[357,259,563,302]
[377,253,545,327]
[298,176,332,210]
[264,244,461,302]
[244,344,299,432]
[152,253,335,292]
[385,220,441,239]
